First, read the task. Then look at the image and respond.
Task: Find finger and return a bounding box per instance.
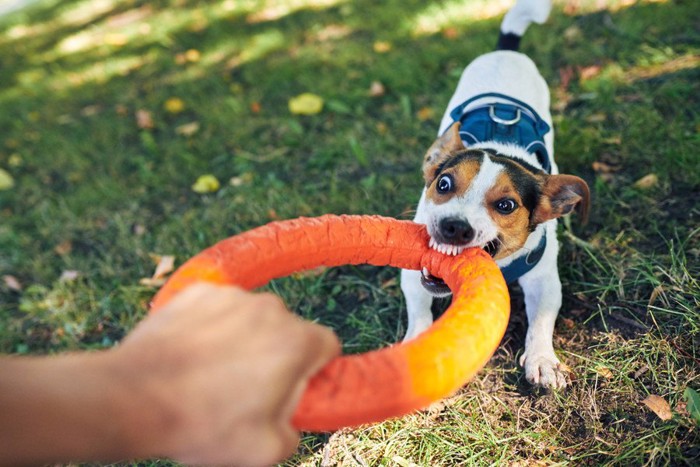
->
[232,423,300,467]
[275,323,341,421]
[291,322,342,379]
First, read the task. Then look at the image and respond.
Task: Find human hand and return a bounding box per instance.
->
[113,283,340,466]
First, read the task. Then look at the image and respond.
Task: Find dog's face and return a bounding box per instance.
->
[421,123,590,260]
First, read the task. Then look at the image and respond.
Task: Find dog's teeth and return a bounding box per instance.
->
[429,240,467,256]
[422,267,429,276]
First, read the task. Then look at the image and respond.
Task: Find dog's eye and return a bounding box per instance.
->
[436,174,454,194]
[495,198,518,214]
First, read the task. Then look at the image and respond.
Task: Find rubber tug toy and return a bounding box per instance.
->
[150,215,510,432]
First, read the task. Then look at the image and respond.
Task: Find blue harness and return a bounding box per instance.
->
[448,92,552,284]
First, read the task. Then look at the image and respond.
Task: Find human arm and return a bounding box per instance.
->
[0,284,340,466]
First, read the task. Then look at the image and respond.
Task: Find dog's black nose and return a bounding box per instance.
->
[438,217,474,244]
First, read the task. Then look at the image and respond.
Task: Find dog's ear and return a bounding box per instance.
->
[532,174,590,224]
[422,122,464,184]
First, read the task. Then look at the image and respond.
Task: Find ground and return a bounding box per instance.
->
[0,0,698,465]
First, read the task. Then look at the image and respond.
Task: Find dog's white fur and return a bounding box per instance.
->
[401,0,569,389]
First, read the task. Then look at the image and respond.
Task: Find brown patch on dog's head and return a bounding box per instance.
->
[485,171,533,258]
[425,157,482,205]
[532,174,591,225]
[422,122,465,184]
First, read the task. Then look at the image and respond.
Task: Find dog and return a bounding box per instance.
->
[400,0,590,390]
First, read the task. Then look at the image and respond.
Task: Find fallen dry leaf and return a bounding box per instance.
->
[675,400,689,418]
[634,173,659,189]
[0,168,14,190]
[426,400,446,415]
[288,93,323,115]
[192,174,220,194]
[54,240,73,256]
[175,121,200,136]
[373,41,392,53]
[59,270,80,282]
[648,285,665,307]
[185,49,200,62]
[579,64,603,81]
[596,366,613,379]
[558,65,576,90]
[642,394,673,421]
[442,27,459,40]
[164,97,185,114]
[8,154,22,167]
[563,25,582,41]
[230,172,253,187]
[561,317,575,329]
[132,223,147,236]
[369,80,385,97]
[552,88,573,112]
[139,277,167,287]
[559,362,575,381]
[152,255,175,280]
[592,161,618,173]
[3,275,22,291]
[250,101,261,114]
[140,254,176,288]
[416,107,434,122]
[136,109,154,129]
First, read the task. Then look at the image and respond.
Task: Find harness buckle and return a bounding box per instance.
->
[489,105,521,125]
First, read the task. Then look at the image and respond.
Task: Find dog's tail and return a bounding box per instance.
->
[497,0,552,51]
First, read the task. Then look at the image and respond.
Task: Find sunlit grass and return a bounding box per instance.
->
[408,0,512,36]
[245,0,346,23]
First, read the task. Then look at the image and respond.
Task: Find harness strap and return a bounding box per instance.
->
[449,92,552,173]
[500,233,547,284]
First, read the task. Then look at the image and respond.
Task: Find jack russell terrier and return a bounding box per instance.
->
[401,0,590,390]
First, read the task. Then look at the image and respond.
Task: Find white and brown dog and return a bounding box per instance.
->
[401,0,590,389]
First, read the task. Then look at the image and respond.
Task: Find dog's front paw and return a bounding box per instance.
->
[519,351,568,390]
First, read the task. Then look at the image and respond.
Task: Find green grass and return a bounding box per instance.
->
[1,0,699,465]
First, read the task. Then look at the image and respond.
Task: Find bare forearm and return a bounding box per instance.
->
[0,285,340,466]
[0,352,168,465]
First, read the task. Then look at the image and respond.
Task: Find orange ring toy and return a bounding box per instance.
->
[150,215,509,432]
